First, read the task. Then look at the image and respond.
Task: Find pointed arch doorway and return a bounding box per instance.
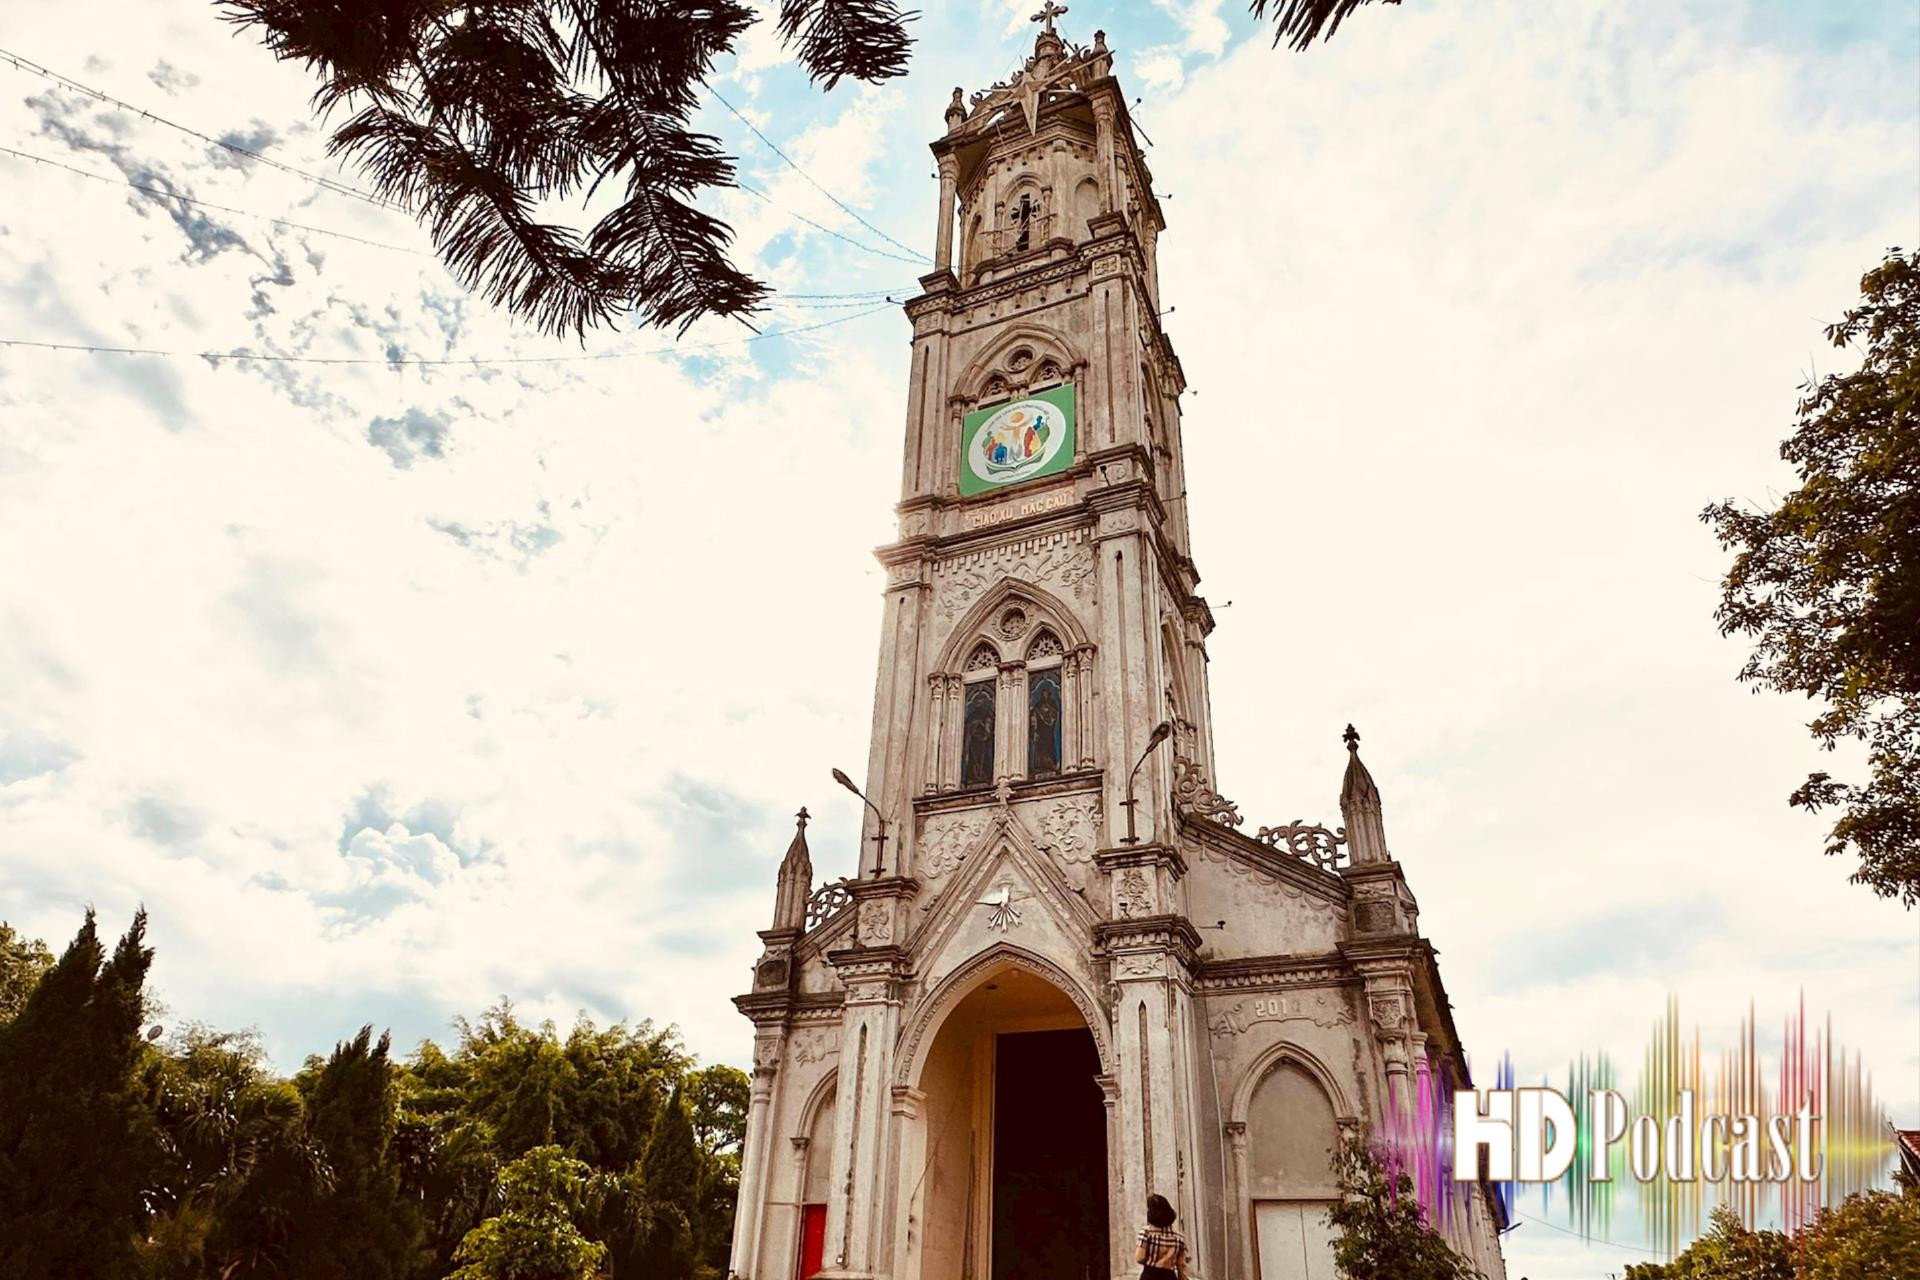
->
[908,963,1112,1280]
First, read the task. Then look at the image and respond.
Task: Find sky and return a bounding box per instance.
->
[1,1,1916,1276]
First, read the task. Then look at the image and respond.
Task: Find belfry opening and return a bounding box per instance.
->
[913,966,1110,1280]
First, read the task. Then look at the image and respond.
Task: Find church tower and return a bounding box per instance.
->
[730,15,1508,1280]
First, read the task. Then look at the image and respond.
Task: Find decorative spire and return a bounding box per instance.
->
[1338,725,1389,863]
[771,806,814,930]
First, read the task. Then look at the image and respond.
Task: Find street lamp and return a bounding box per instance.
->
[832,767,891,877]
[1120,721,1174,845]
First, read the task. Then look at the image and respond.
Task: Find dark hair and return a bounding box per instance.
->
[1146,1194,1176,1229]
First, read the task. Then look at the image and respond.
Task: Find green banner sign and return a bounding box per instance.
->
[958,383,1077,497]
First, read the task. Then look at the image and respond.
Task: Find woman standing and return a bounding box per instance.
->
[1134,1194,1188,1280]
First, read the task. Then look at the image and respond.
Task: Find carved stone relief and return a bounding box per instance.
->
[1115,868,1153,918]
[934,532,1095,624]
[1368,994,1407,1032]
[857,900,893,947]
[1038,795,1101,863]
[919,813,990,880]
[790,1030,839,1066]
[1209,992,1355,1037]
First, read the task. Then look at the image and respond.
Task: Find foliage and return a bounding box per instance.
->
[1798,1190,1920,1278]
[1704,249,1920,904]
[1250,0,1398,50]
[1620,1206,1792,1280]
[447,1146,610,1280]
[629,1085,702,1279]
[273,1025,431,1279]
[1622,1194,1920,1279]
[0,921,54,1024]
[1324,1132,1481,1280]
[0,909,159,1279]
[143,1025,332,1278]
[218,0,1398,338]
[684,1064,750,1272]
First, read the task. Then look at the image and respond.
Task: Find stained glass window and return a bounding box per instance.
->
[1028,667,1062,777]
[963,678,997,788]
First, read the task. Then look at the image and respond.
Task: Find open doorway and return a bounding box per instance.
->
[913,964,1111,1280]
[991,1028,1108,1280]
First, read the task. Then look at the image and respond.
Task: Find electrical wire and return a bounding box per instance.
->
[0,303,895,368]
[0,145,427,253]
[737,179,927,267]
[5,145,916,309]
[708,85,928,263]
[3,45,927,288]
[0,47,403,213]
[1512,1209,1663,1256]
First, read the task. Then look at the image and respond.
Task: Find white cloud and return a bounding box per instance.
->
[1134,49,1188,95]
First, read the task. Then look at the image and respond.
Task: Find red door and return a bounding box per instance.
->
[796,1204,827,1280]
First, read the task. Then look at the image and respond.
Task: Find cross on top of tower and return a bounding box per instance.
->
[1030,0,1068,36]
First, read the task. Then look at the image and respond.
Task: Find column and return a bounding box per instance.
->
[933,154,958,272]
[943,675,963,791]
[820,932,911,1280]
[730,1027,786,1280]
[1091,94,1118,215]
[1074,645,1098,769]
[887,1085,929,1280]
[1003,661,1028,780]
[1061,651,1081,774]
[924,673,947,794]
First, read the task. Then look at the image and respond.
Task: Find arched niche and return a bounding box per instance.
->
[925,580,1097,791]
[1226,1041,1357,1280]
[951,322,1082,411]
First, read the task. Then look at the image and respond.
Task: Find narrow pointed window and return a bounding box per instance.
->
[963,679,997,787]
[1028,666,1062,776]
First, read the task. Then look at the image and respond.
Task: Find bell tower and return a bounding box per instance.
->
[728,16,1509,1280]
[863,16,1211,882]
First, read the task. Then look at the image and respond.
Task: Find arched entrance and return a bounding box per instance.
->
[907,963,1111,1280]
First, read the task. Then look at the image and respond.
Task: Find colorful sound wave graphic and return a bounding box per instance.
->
[1377,994,1896,1260]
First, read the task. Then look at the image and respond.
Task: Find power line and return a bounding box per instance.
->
[0,146,427,253]
[736,179,926,266]
[708,86,928,264]
[2,45,926,291]
[0,46,403,213]
[5,145,914,307]
[0,302,895,368]
[1513,1209,1663,1257]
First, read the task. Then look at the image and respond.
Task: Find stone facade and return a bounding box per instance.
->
[730,19,1507,1280]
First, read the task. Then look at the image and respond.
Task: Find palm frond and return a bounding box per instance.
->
[1248,0,1398,51]
[778,0,916,89]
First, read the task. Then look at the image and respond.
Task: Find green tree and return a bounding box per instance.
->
[448,1146,611,1280]
[0,909,160,1279]
[1323,1133,1480,1280]
[1799,1190,1920,1278]
[1705,249,1920,904]
[274,1026,429,1280]
[141,1026,332,1279]
[684,1064,749,1273]
[0,922,54,1024]
[1620,1206,1793,1280]
[398,1005,695,1276]
[628,1085,701,1279]
[218,1,1396,338]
